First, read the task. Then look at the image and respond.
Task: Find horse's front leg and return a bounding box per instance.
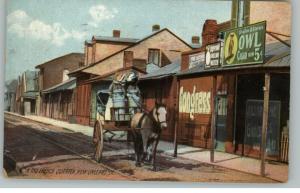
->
[132,131,142,167]
[151,137,160,171]
[136,132,144,167]
[135,144,142,167]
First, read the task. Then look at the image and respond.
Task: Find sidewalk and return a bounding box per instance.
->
[158,141,288,182]
[6,112,288,182]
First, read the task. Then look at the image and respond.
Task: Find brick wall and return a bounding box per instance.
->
[39,53,84,90]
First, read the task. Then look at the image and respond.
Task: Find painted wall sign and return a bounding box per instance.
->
[189,52,205,69]
[179,86,211,120]
[222,21,266,66]
[205,42,222,68]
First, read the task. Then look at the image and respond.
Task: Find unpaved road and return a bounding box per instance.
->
[4,113,276,183]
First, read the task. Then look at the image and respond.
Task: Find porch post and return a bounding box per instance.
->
[210,75,217,163]
[261,73,271,176]
[173,78,179,157]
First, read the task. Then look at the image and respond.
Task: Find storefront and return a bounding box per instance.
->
[175,26,290,162]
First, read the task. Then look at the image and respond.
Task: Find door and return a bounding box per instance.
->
[244,100,281,157]
[215,95,228,152]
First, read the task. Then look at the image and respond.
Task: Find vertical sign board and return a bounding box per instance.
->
[189,52,205,69]
[205,42,223,68]
[245,100,281,156]
[222,21,266,66]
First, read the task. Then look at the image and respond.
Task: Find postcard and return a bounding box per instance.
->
[4,0,291,183]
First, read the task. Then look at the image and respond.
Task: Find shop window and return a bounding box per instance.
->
[148,49,160,66]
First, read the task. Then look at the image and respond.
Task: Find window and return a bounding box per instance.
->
[62,69,70,82]
[148,49,160,66]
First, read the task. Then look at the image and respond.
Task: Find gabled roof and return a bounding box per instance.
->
[177,40,290,77]
[69,28,192,77]
[93,36,139,44]
[35,53,84,69]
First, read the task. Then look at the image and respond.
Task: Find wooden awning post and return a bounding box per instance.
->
[261,73,271,176]
[173,78,179,157]
[210,75,217,163]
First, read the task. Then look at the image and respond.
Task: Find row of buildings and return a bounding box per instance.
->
[5,0,291,163]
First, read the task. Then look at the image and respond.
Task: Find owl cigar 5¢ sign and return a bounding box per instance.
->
[223,21,266,66]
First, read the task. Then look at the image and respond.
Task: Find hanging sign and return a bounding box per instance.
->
[205,42,222,68]
[189,52,205,69]
[222,21,266,66]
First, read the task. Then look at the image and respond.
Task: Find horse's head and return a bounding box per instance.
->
[153,103,168,129]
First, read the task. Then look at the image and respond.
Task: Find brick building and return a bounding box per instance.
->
[35,53,84,120]
[69,26,192,127]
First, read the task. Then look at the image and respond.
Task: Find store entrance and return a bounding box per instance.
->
[235,73,290,160]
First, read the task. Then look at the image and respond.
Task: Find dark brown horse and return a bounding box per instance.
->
[130,104,167,171]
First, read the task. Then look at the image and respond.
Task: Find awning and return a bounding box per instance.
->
[177,41,290,77]
[22,91,38,99]
[140,59,181,80]
[42,77,76,94]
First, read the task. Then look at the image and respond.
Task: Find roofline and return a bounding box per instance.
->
[69,28,192,76]
[92,36,139,44]
[182,47,205,55]
[177,66,290,79]
[42,78,76,94]
[140,73,175,81]
[164,28,193,49]
[83,66,146,84]
[176,53,290,78]
[35,52,84,69]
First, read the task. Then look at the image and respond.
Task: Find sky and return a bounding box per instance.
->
[5,0,232,81]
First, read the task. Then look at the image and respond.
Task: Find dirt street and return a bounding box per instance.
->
[4,113,276,183]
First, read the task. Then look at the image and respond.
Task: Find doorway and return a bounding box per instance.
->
[215,95,228,152]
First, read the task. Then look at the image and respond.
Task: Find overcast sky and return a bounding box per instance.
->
[5,0,231,81]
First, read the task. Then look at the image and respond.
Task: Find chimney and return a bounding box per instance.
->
[191,36,200,44]
[113,30,121,38]
[124,51,134,68]
[152,24,160,32]
[201,19,218,47]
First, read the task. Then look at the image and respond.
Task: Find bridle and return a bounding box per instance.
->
[154,106,167,129]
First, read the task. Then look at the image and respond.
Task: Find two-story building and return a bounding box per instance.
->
[69,26,193,130]
[35,53,84,121]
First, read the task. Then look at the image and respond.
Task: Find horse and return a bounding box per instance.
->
[130,103,167,171]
